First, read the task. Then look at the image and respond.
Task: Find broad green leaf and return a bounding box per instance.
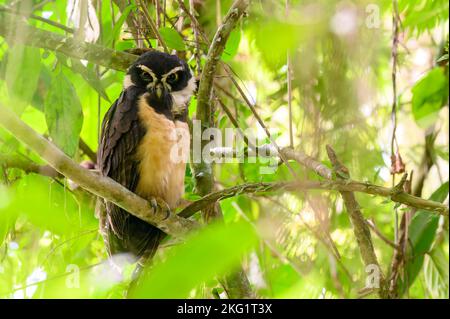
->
[248,20,318,68]
[221,29,241,62]
[68,59,110,102]
[4,45,42,114]
[399,182,449,295]
[31,65,52,112]
[128,221,258,298]
[437,53,449,64]
[44,71,84,157]
[423,248,449,298]
[158,27,186,51]
[268,264,302,297]
[106,4,137,46]
[408,182,449,253]
[411,67,449,128]
[400,0,449,35]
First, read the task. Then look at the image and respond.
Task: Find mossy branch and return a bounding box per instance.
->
[0,12,137,71]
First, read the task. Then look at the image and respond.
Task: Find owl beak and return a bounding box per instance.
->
[155,83,164,99]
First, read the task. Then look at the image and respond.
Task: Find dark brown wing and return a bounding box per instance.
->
[98,86,163,259]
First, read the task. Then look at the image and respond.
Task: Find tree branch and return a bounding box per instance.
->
[0,105,199,239]
[0,152,60,178]
[192,0,253,299]
[326,145,387,298]
[281,147,332,179]
[195,0,249,128]
[3,147,445,220]
[0,5,75,33]
[179,179,448,219]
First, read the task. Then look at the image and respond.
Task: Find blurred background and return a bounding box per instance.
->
[0,0,448,298]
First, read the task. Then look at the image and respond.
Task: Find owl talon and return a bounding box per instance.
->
[150,198,158,211]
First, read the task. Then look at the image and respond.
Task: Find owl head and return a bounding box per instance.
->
[124,51,196,117]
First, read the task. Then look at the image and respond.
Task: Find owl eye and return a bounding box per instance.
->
[167,72,178,84]
[141,71,153,82]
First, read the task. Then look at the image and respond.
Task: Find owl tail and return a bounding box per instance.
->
[97,199,165,265]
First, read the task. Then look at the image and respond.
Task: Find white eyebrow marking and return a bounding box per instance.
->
[162,66,184,80]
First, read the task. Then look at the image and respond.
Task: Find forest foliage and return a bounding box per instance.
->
[0,0,448,299]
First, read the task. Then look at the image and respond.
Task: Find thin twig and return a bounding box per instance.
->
[0,5,75,33]
[0,152,60,178]
[79,138,97,163]
[136,0,169,52]
[285,0,294,148]
[367,219,400,250]
[189,0,202,74]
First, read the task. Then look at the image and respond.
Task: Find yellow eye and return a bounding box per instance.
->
[167,73,178,83]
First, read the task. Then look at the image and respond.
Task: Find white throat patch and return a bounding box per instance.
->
[123,74,134,89]
[171,73,196,115]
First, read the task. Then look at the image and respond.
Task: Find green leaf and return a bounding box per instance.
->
[411,67,449,128]
[44,71,84,157]
[31,65,52,112]
[437,53,449,64]
[128,221,258,298]
[221,29,241,62]
[424,248,449,298]
[399,182,449,295]
[158,27,186,51]
[400,0,449,35]
[106,4,136,46]
[3,175,96,235]
[248,20,317,68]
[4,45,42,114]
[68,59,110,102]
[0,184,17,248]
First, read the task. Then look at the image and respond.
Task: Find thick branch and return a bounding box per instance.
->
[326,145,387,298]
[0,152,60,178]
[179,179,448,218]
[281,147,332,179]
[196,0,249,126]
[192,0,253,299]
[0,105,199,238]
[0,12,137,71]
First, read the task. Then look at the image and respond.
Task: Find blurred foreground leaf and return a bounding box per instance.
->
[4,45,42,114]
[411,67,449,128]
[129,221,258,298]
[400,0,449,35]
[2,175,96,235]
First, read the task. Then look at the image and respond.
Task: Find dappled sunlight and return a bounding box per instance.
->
[0,0,448,301]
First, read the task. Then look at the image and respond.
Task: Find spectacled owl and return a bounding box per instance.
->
[98,51,195,263]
